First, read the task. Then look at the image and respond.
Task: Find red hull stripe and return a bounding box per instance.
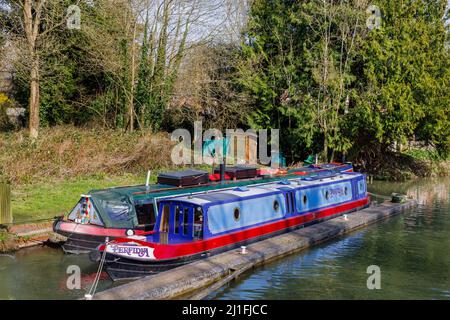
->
[110,197,369,260]
[58,222,151,237]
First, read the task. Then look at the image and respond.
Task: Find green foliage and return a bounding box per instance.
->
[135,3,186,132]
[2,0,448,166]
[7,0,137,129]
[239,0,450,162]
[237,0,309,160]
[135,14,154,129]
[355,0,450,156]
[0,94,14,131]
[238,0,367,161]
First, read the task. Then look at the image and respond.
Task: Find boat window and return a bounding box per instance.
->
[103,200,131,222]
[325,190,330,200]
[174,206,181,234]
[303,194,308,205]
[273,200,280,212]
[194,207,204,238]
[234,207,240,221]
[135,203,155,226]
[183,208,189,235]
[344,187,348,195]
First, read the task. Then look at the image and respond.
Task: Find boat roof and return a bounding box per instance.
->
[88,166,349,203]
[165,172,358,206]
[69,163,352,228]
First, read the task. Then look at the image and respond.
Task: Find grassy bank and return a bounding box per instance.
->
[0,126,174,185]
[0,126,177,224]
[10,173,153,223]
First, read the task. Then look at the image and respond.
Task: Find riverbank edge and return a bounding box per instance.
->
[0,221,65,253]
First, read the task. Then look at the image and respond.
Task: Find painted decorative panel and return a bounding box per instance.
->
[296,181,353,212]
[207,193,286,235]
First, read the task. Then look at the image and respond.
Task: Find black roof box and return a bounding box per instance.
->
[214,165,258,180]
[157,169,209,187]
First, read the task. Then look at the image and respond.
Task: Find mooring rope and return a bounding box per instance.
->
[85,237,109,300]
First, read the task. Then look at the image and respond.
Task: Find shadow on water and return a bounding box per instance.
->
[208,177,450,300]
[0,178,448,299]
[0,245,117,300]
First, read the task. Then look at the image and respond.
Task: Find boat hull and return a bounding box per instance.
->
[53,220,150,254]
[97,196,369,281]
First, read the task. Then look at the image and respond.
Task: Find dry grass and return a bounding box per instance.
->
[0,126,175,184]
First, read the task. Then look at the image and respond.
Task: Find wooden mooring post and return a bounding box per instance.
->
[0,183,12,225]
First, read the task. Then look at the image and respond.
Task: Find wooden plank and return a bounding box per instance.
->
[0,184,12,224]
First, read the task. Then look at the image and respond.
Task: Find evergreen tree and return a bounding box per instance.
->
[239,0,450,161]
[355,0,450,156]
[238,0,368,162]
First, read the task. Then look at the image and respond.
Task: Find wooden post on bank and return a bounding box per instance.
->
[0,184,12,225]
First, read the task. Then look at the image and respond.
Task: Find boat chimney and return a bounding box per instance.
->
[220,163,225,183]
[220,137,227,183]
[146,170,151,191]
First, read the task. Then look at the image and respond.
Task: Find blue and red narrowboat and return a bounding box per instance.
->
[92,170,368,281]
[54,163,353,254]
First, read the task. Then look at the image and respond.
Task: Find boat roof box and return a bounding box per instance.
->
[157,169,209,187]
[214,165,258,180]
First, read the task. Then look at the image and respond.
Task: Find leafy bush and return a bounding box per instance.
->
[0,93,13,131]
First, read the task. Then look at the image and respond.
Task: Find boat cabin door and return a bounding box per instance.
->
[158,202,204,242]
[170,204,193,240]
[168,203,204,240]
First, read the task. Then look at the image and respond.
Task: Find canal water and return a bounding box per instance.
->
[0,178,448,300]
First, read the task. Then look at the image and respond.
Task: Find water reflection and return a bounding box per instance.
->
[0,246,114,300]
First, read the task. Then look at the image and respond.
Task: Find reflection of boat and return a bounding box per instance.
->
[54,163,353,254]
[91,171,368,281]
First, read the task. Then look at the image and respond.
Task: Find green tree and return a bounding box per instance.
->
[238,0,368,162]
[239,0,450,163]
[354,0,450,157]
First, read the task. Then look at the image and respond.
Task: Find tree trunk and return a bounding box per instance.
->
[128,22,137,132]
[23,0,44,139]
[323,125,329,163]
[29,55,40,139]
